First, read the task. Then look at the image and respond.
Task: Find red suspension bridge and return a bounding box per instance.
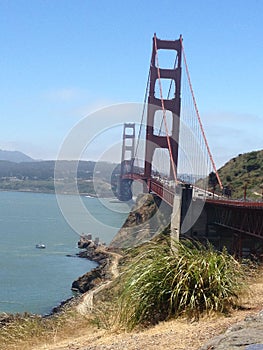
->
[115,34,263,258]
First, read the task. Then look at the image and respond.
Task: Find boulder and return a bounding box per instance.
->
[199,311,263,350]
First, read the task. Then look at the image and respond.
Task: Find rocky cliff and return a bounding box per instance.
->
[71,246,110,293]
[110,193,172,248]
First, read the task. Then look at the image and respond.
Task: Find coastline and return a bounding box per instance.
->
[50,238,114,316]
[71,236,113,294]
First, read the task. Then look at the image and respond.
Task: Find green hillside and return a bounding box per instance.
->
[217,149,263,200]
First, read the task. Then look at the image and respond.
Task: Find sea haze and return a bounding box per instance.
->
[0,191,127,315]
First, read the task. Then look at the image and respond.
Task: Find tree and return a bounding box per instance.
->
[208,172,219,194]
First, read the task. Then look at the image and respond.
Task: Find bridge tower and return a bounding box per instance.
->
[117,123,135,201]
[144,34,182,180]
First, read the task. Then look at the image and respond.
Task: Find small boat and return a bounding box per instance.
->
[36,243,46,249]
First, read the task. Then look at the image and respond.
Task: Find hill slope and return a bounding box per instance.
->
[218,149,263,200]
[0,150,34,162]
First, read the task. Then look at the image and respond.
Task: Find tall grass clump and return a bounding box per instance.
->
[118,238,245,329]
[0,307,89,350]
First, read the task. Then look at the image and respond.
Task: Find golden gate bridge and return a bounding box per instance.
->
[115,34,263,258]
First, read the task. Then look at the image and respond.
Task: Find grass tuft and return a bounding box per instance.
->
[0,307,92,350]
[118,238,245,330]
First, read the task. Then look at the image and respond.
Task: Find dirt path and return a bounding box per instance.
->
[108,252,122,279]
[76,250,122,315]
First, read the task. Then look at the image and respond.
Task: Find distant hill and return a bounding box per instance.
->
[1,149,262,200]
[0,160,118,195]
[0,160,117,180]
[218,149,263,200]
[0,150,34,163]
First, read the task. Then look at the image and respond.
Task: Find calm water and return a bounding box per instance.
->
[0,192,128,315]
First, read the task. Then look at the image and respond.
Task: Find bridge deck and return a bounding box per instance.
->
[121,173,263,240]
[123,173,263,208]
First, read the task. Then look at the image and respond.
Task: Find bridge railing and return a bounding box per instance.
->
[206,198,263,208]
[148,178,175,207]
[121,172,263,209]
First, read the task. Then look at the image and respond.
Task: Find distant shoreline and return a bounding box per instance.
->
[0,188,107,198]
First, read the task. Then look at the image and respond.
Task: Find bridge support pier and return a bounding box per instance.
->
[171,184,193,241]
[117,178,133,202]
[171,185,182,241]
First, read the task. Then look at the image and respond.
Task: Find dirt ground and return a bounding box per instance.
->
[32,266,263,350]
[34,311,263,350]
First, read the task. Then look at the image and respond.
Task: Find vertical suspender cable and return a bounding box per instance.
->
[180,37,223,190]
[134,68,150,160]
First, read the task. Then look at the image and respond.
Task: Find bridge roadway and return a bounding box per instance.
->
[122,173,263,240]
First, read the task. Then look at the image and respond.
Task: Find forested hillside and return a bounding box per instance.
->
[0,160,118,196]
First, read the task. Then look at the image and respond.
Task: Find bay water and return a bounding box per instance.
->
[0,191,128,315]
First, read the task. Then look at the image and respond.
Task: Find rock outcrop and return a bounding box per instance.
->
[199,311,263,350]
[110,193,172,248]
[71,246,110,293]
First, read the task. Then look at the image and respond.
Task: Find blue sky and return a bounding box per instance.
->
[0,0,262,167]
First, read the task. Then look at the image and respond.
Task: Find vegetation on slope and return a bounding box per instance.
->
[0,238,261,349]
[217,149,263,200]
[0,307,92,350]
[110,193,172,248]
[118,236,245,330]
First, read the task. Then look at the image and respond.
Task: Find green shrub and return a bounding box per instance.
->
[118,238,245,329]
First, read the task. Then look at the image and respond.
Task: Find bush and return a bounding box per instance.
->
[118,238,245,329]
